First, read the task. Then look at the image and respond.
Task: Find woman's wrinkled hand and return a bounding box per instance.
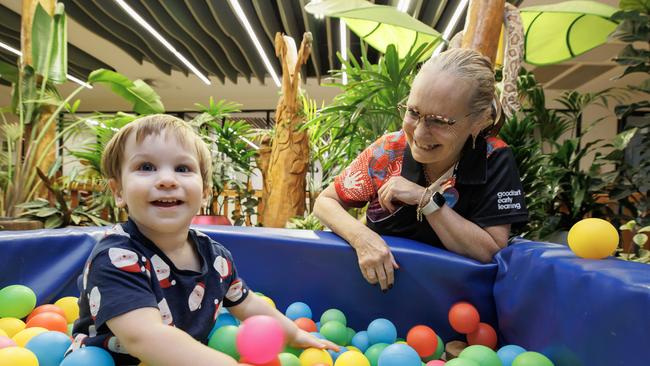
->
[290,329,340,352]
[351,228,399,292]
[377,176,426,212]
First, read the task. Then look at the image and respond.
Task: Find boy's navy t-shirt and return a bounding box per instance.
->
[70,218,249,365]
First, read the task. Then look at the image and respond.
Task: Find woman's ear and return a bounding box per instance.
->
[108,178,126,208]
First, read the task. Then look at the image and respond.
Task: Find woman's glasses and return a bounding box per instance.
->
[398,104,457,127]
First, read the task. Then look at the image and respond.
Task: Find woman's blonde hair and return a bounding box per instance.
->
[417,48,501,125]
[101,114,212,191]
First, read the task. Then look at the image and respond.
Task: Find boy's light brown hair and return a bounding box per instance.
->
[101,114,212,191]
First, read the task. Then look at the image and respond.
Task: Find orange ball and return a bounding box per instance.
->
[240,357,280,366]
[294,317,318,333]
[466,322,497,349]
[26,304,66,323]
[25,312,68,333]
[406,325,438,357]
[448,302,480,334]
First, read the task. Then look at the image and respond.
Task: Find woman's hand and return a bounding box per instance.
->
[289,329,340,352]
[377,176,426,212]
[351,228,399,291]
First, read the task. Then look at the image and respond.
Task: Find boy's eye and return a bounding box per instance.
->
[138,162,155,171]
[176,165,191,173]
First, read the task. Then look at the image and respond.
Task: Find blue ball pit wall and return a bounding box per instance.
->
[1,226,648,366]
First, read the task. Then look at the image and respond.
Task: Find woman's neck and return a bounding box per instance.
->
[423,154,460,183]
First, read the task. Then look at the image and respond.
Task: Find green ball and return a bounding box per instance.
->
[345,327,356,345]
[278,352,301,366]
[459,345,501,366]
[423,335,444,361]
[320,321,348,345]
[512,351,554,366]
[67,323,73,336]
[283,344,302,357]
[446,358,481,366]
[0,285,36,318]
[320,308,347,327]
[208,325,239,359]
[364,343,389,366]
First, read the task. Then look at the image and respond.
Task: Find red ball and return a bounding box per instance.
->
[25,312,68,333]
[448,302,480,334]
[294,317,317,333]
[466,322,497,349]
[406,325,438,357]
[26,304,66,322]
[239,357,280,366]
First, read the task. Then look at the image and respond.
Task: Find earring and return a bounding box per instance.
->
[472,134,478,149]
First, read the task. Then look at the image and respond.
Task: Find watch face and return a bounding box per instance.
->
[433,192,446,207]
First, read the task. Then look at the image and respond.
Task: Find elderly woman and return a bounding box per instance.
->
[313,48,528,291]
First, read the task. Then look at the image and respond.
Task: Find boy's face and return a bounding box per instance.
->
[109,131,207,235]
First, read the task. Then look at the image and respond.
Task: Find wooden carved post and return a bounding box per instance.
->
[261,32,312,228]
[255,135,272,225]
[461,0,505,64]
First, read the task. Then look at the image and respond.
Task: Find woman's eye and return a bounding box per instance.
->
[407,108,419,118]
[138,162,155,171]
[176,165,191,173]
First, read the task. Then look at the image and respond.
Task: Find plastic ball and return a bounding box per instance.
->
[466,323,497,349]
[53,297,80,323]
[241,356,281,366]
[25,331,72,366]
[346,346,362,353]
[208,325,240,360]
[299,348,333,366]
[364,343,389,366]
[328,346,348,361]
[426,361,446,366]
[0,346,39,366]
[568,218,619,259]
[12,327,47,347]
[26,304,66,323]
[345,327,355,345]
[283,344,302,357]
[0,285,37,319]
[209,313,239,338]
[377,343,420,366]
[0,336,16,350]
[285,302,312,321]
[278,352,301,366]
[335,350,371,366]
[25,312,68,333]
[445,359,480,366]
[295,317,318,333]
[320,309,347,327]
[67,323,73,336]
[60,346,115,366]
[0,329,5,337]
[459,345,501,366]
[448,302,480,334]
[0,318,25,338]
[512,352,554,366]
[236,315,285,364]
[351,331,370,353]
[320,321,348,345]
[497,345,527,366]
[367,318,397,345]
[406,325,438,358]
[260,295,276,309]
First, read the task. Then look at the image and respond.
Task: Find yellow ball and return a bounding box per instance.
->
[0,347,39,366]
[12,327,47,347]
[334,350,370,366]
[54,297,80,323]
[299,347,333,366]
[346,346,362,353]
[260,296,276,309]
[0,318,25,338]
[568,218,619,259]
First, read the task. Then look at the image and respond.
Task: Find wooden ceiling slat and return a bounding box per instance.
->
[252,1,283,46]
[421,0,448,29]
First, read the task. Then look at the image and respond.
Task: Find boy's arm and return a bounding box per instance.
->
[107,307,239,366]
[229,293,339,351]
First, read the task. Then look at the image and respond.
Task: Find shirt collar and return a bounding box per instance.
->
[401,135,487,186]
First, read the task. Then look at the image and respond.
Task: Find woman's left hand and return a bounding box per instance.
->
[289,329,340,352]
[377,176,426,212]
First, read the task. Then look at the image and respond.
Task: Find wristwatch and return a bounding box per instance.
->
[420,191,446,216]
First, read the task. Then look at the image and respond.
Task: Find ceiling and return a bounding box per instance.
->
[0,0,640,113]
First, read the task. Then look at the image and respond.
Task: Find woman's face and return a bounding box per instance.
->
[403,71,485,166]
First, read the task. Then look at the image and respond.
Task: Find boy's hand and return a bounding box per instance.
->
[289,329,340,352]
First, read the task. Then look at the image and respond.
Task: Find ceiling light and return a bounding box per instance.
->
[433,0,469,56]
[114,0,211,85]
[0,40,92,88]
[340,19,347,85]
[229,0,281,87]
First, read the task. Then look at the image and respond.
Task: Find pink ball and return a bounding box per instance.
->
[236,315,285,364]
[426,361,446,366]
[0,336,17,349]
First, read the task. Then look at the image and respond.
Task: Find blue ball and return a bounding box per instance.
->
[316,321,321,331]
[208,313,239,339]
[497,344,527,366]
[351,330,371,353]
[60,346,115,366]
[328,345,349,361]
[367,318,397,345]
[25,331,72,366]
[310,331,326,340]
[285,302,312,320]
[378,343,420,366]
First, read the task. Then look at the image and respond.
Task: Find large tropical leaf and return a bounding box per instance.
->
[31,3,67,83]
[88,69,164,114]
